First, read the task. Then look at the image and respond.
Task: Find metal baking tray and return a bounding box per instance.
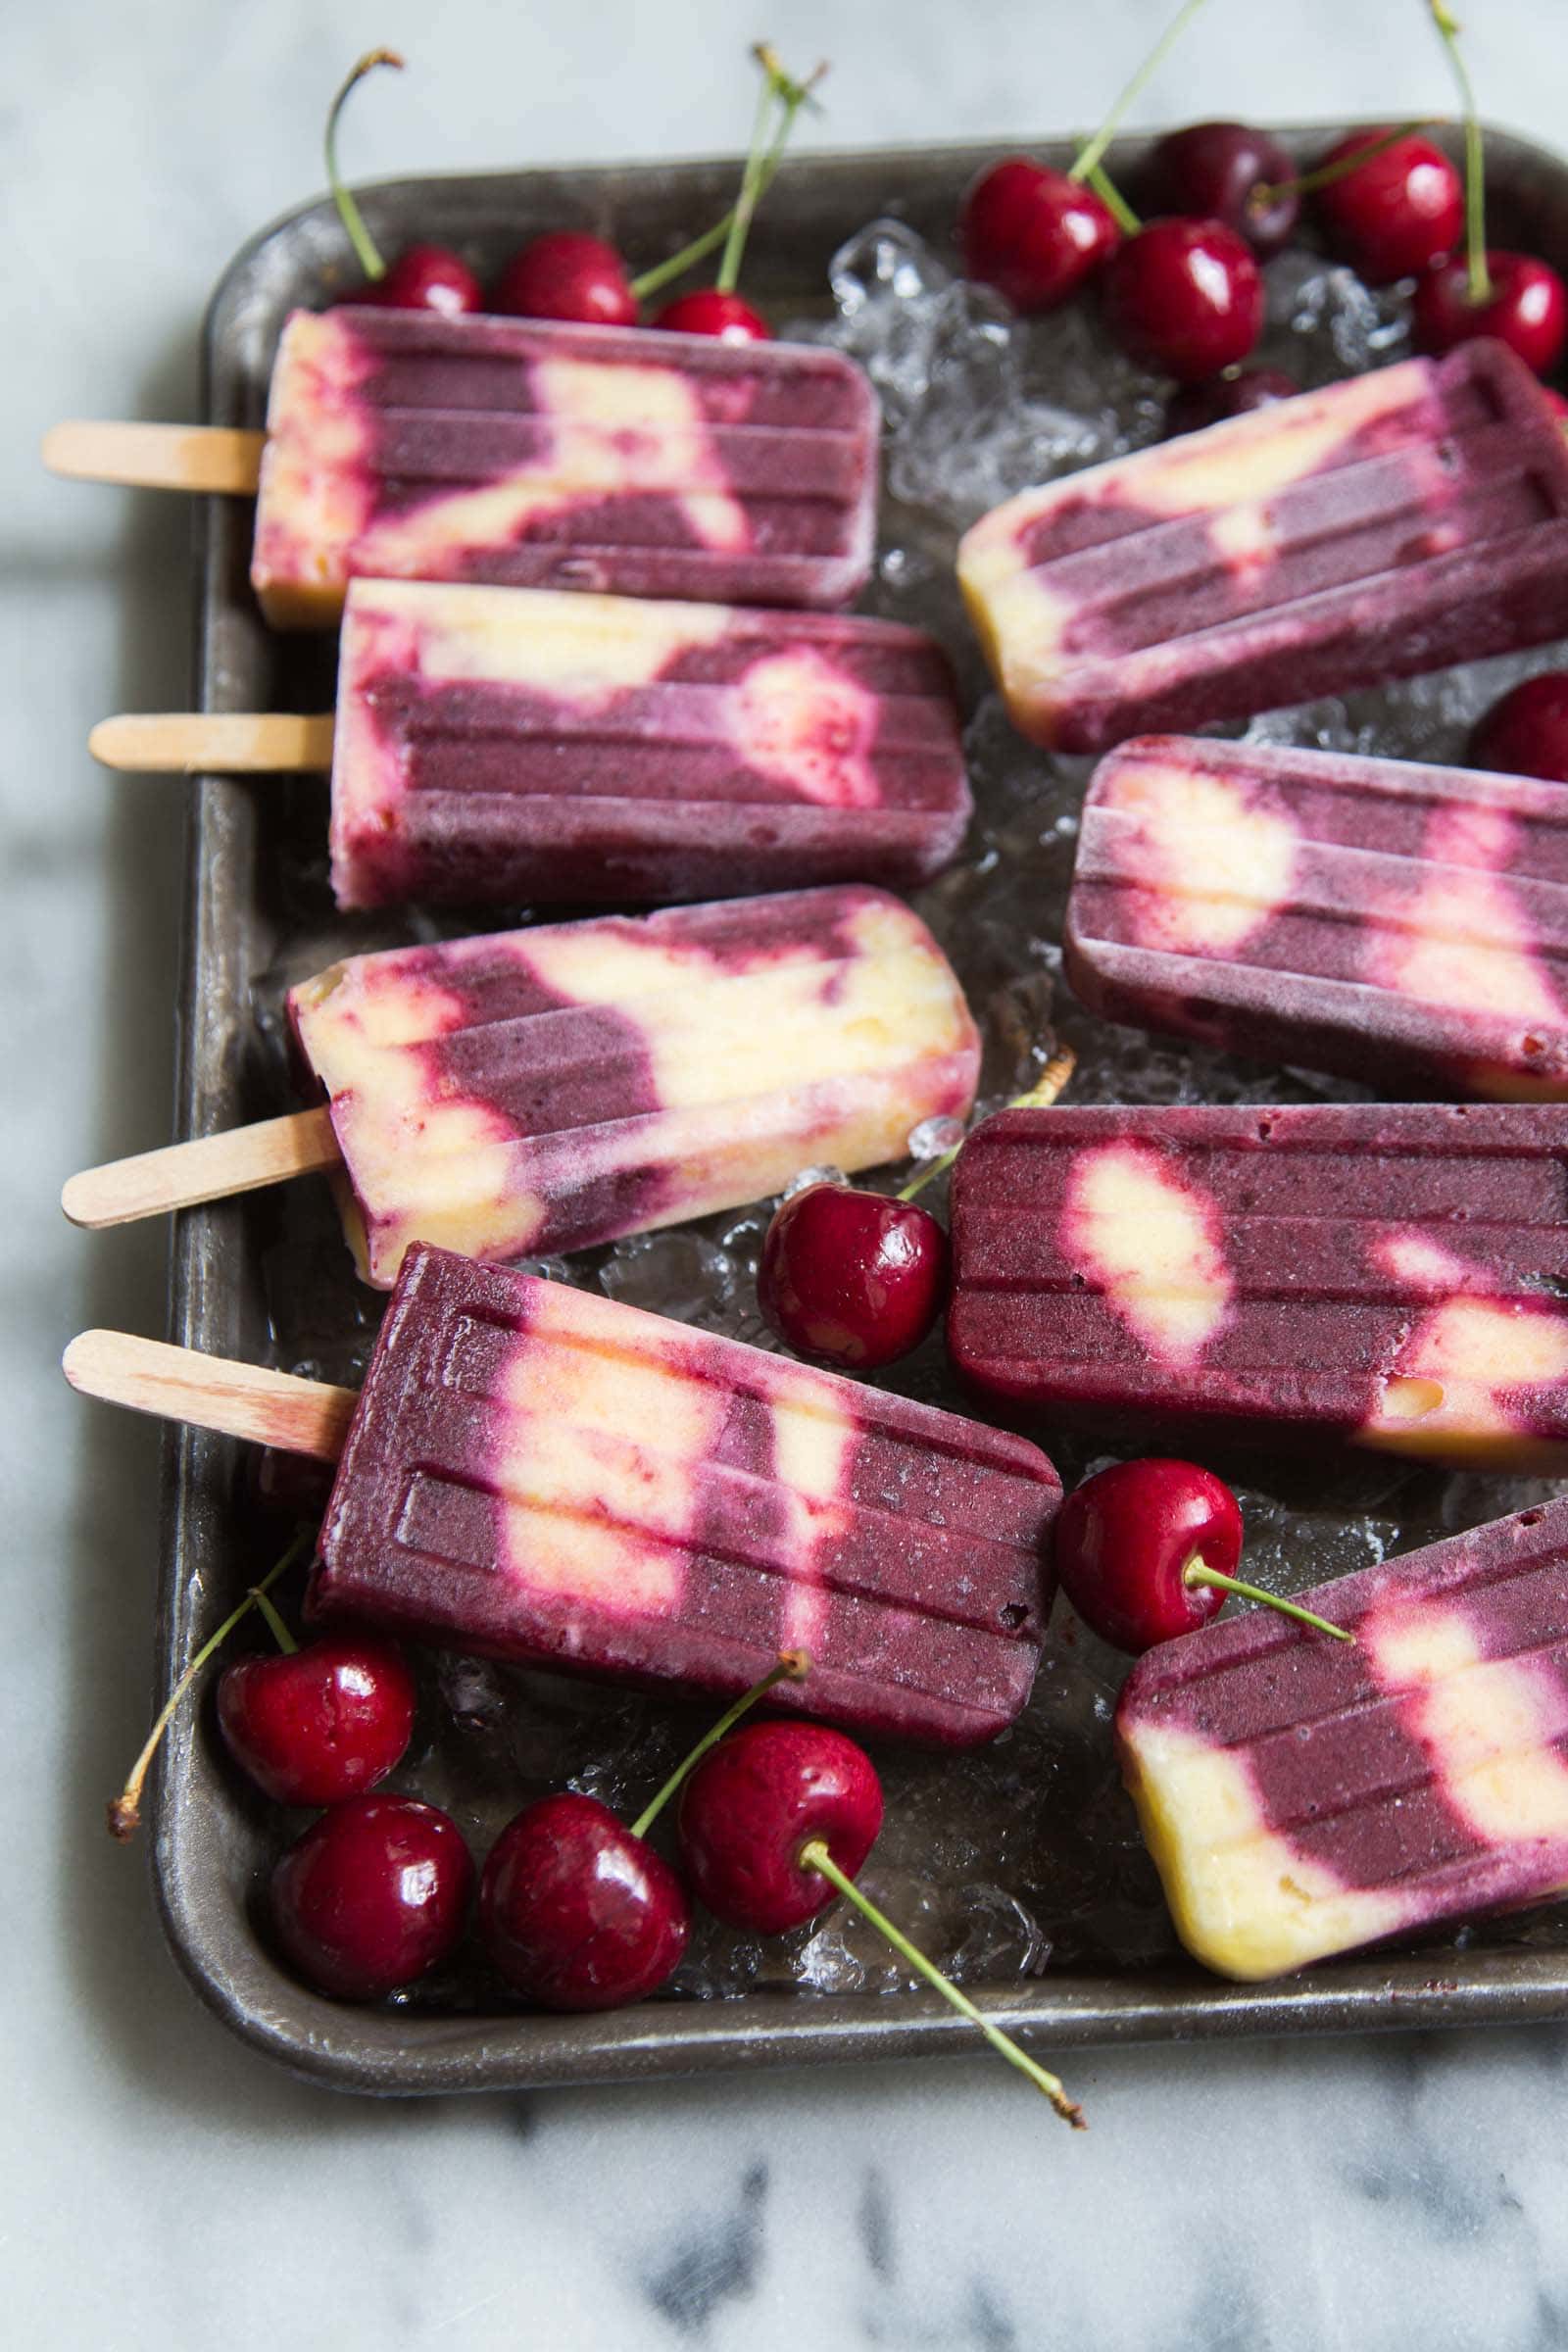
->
[153,125,1568,2092]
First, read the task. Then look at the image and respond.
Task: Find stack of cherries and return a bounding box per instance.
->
[323,43,819,344]
[956,0,1565,414]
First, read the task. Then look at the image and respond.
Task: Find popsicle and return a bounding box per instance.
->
[64,1244,1063,1747]
[64,886,981,1288]
[956,340,1568,753]
[1116,1494,1568,1979]
[948,1102,1568,1470]
[90,579,971,910]
[1064,733,1568,1101]
[45,307,880,627]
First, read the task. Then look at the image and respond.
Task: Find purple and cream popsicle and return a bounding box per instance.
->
[1064,734,1568,1101]
[302,1242,1062,1746]
[1117,1495,1568,1979]
[253,307,880,626]
[328,578,970,908]
[290,885,979,1284]
[957,340,1568,753]
[948,1102,1568,1471]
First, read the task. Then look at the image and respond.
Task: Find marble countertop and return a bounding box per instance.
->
[12,1,1568,2344]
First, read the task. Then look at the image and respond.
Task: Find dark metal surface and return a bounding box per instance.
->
[154,126,1568,2093]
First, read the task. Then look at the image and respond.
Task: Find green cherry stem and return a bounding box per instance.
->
[630,1650,809,1839]
[108,1530,314,1840]
[1250,118,1444,210]
[899,1047,1077,1204]
[1068,0,1211,187]
[799,1839,1086,2129]
[252,1586,299,1656]
[1427,1,1491,303]
[631,110,801,302]
[324,49,403,282]
[1087,163,1141,237]
[715,45,826,296]
[1181,1554,1353,1642]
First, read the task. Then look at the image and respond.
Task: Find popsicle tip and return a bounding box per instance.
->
[61,1170,105,1228]
[62,1330,113,1390]
[40,421,85,476]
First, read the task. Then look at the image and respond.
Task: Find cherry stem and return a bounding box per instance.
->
[631,123,798,302]
[630,1649,809,1839]
[1427,1,1491,304]
[715,44,826,296]
[1250,119,1444,208]
[799,1839,1086,2128]
[108,1530,313,1840]
[899,1048,1076,1203]
[1181,1555,1353,1642]
[1088,163,1141,237]
[252,1586,299,1656]
[1068,0,1210,187]
[324,49,404,282]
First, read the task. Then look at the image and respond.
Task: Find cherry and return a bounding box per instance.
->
[1102,218,1263,382]
[1163,367,1299,437]
[652,288,772,342]
[270,1794,472,2000]
[1145,122,1299,257]
[957,159,1121,314]
[1412,250,1568,376]
[1312,129,1463,284]
[1541,385,1568,422]
[479,1793,689,2011]
[217,1632,416,1807]
[356,242,482,317]
[1054,1458,1242,1651]
[1469,672,1568,781]
[758,1184,948,1370]
[1055,1458,1352,1654]
[677,1720,882,1934]
[492,231,638,327]
[677,1720,1083,2123]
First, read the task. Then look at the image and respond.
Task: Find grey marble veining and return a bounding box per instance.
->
[10,1,1568,2345]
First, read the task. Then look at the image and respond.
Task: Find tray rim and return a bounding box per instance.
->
[150,120,1568,2095]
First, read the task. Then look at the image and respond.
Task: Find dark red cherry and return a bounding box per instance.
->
[1163,367,1299,437]
[957,158,1121,314]
[478,1792,689,2011]
[1145,122,1298,257]
[676,1720,883,1934]
[1054,1457,1243,1653]
[652,289,772,341]
[492,230,638,327]
[270,1794,472,2000]
[1102,218,1264,382]
[356,243,483,317]
[1312,129,1463,284]
[1469,672,1568,782]
[1412,251,1568,377]
[758,1183,949,1370]
[217,1634,416,1807]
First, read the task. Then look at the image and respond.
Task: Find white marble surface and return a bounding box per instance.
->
[11,2,1568,2345]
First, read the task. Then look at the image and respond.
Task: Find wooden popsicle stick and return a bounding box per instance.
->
[63,1331,355,1462]
[88,712,335,775]
[62,1105,341,1231]
[41,420,266,494]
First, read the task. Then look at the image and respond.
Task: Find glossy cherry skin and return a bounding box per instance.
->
[1102,219,1264,382]
[355,242,483,317]
[957,158,1120,313]
[1145,122,1298,257]
[1163,366,1298,438]
[652,289,772,341]
[217,1634,416,1807]
[1054,1457,1244,1653]
[758,1183,949,1370]
[676,1721,883,1934]
[1312,130,1463,284]
[1412,251,1568,377]
[270,1794,473,2000]
[478,1792,689,2011]
[492,230,638,327]
[1469,672,1568,782]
